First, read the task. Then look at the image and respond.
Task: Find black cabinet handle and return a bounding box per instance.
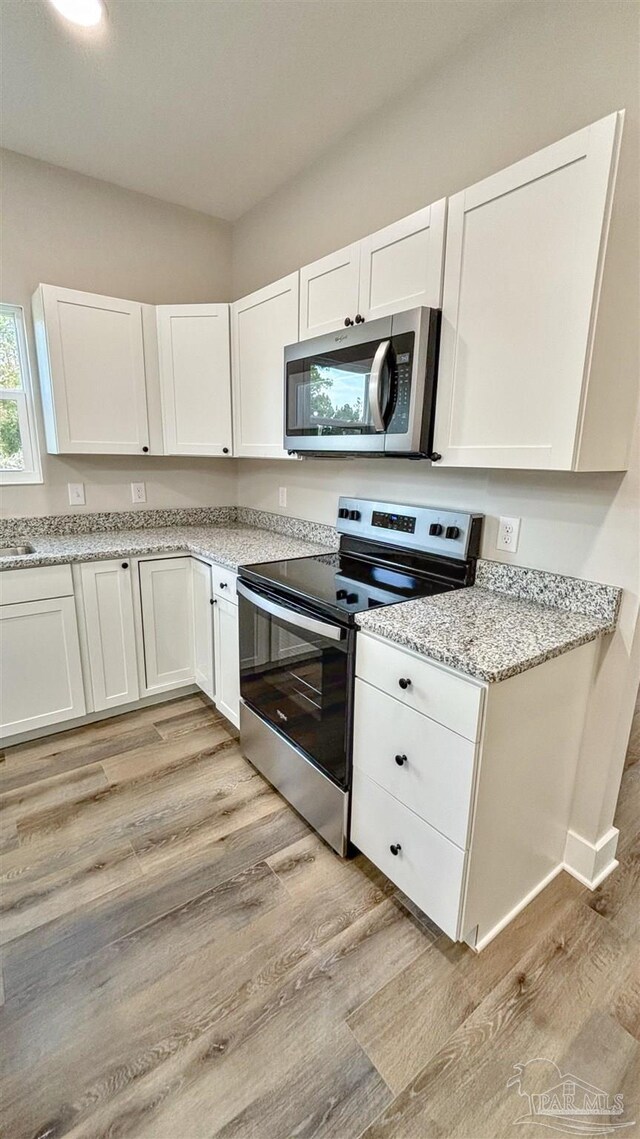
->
[354,314,365,324]
[398,677,411,690]
[219,582,228,589]
[222,447,229,454]
[394,754,407,766]
[390,843,402,856]
[344,317,354,327]
[210,598,216,605]
[121,562,129,570]
[142,446,149,453]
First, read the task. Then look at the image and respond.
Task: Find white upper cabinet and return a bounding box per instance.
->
[32,284,150,455]
[433,111,625,471]
[231,272,299,459]
[358,202,446,321]
[298,201,446,339]
[299,243,361,339]
[157,304,233,457]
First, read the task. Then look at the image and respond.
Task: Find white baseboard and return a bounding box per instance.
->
[563,826,619,889]
[469,864,564,953]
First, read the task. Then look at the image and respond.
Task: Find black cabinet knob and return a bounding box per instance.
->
[142,446,149,453]
[121,562,129,570]
[219,582,228,589]
[344,317,354,327]
[222,447,229,455]
[354,314,365,324]
[210,598,215,605]
[398,677,411,690]
[390,843,402,856]
[394,754,407,766]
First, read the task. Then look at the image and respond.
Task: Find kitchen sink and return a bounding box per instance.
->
[0,544,35,556]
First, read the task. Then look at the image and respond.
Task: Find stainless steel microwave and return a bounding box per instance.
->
[283,307,441,457]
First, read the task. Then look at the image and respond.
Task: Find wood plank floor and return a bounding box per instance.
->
[1,692,638,1139]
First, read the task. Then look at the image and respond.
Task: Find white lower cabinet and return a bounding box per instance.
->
[192,558,215,701]
[138,557,195,693]
[351,768,466,940]
[352,630,598,950]
[80,560,139,711]
[1,584,86,741]
[213,594,240,727]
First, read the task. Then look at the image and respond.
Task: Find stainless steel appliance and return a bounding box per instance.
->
[284,307,441,457]
[238,497,483,855]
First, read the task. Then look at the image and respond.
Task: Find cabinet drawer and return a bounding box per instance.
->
[351,768,465,940]
[0,564,74,605]
[356,632,483,741]
[212,565,237,602]
[353,680,475,848]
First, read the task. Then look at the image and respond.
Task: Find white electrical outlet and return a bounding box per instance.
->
[278,486,287,508]
[131,482,146,504]
[496,516,521,553]
[68,482,85,506]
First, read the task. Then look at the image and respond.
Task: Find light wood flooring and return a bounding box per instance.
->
[1,692,638,1138]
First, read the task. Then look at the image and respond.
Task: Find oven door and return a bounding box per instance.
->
[237,580,353,788]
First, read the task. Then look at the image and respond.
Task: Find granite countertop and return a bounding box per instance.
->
[356,586,618,683]
[0,524,333,573]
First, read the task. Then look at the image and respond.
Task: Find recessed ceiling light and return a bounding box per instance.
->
[48,0,106,27]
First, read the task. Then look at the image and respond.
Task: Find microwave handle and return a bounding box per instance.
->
[237,581,344,641]
[368,339,391,431]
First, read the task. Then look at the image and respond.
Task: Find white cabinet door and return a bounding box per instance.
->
[433,111,623,470]
[138,557,195,693]
[231,272,299,459]
[80,560,139,711]
[299,244,361,339]
[192,558,215,701]
[358,201,446,320]
[1,596,86,740]
[32,285,150,455]
[214,595,239,727]
[157,304,233,457]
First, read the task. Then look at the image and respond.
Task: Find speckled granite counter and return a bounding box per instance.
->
[356,564,621,683]
[0,507,336,572]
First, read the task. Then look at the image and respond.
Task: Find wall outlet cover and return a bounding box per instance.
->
[68,482,85,506]
[496,516,521,553]
[278,486,287,508]
[131,482,147,504]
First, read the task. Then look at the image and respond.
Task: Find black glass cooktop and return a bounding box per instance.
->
[240,552,453,621]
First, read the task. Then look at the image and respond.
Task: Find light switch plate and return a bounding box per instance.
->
[68,482,85,506]
[496,516,521,553]
[131,482,146,504]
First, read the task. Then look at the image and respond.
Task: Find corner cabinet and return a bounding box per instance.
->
[157,304,233,457]
[433,111,626,471]
[32,285,151,455]
[298,201,446,339]
[231,273,300,459]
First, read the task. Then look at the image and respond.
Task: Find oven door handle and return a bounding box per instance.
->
[368,339,391,432]
[237,581,345,641]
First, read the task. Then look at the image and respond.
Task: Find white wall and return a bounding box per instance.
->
[232,0,640,852]
[0,148,236,516]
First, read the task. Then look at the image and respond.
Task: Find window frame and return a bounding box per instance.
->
[0,303,43,485]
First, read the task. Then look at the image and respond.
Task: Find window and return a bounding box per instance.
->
[0,304,42,484]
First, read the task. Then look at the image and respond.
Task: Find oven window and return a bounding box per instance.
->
[286,339,390,437]
[239,594,350,787]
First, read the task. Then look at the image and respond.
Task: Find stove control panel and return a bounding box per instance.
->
[336,497,483,561]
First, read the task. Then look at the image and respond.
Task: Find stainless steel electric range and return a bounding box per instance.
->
[237,498,483,855]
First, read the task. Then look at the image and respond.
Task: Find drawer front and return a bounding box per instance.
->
[356,632,483,741]
[353,680,475,848]
[212,565,237,602]
[351,768,465,940]
[0,564,74,605]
